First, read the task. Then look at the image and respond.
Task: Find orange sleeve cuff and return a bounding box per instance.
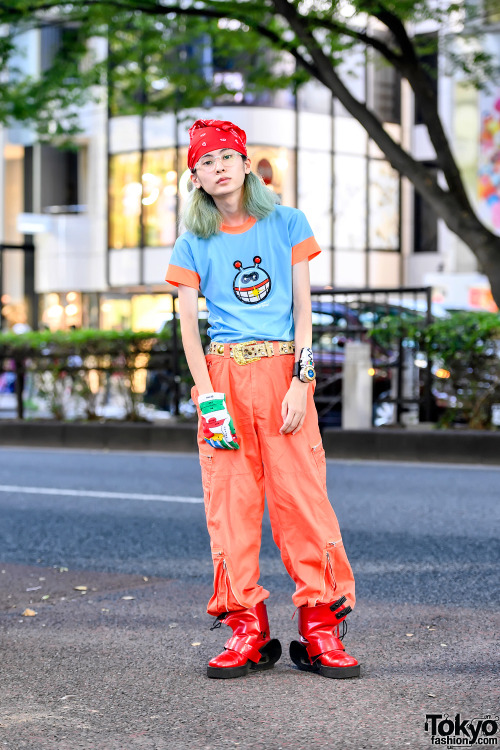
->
[165,264,200,290]
[292,236,322,265]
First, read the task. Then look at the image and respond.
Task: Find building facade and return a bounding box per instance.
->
[1,14,498,332]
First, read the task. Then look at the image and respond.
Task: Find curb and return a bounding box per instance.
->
[322,427,500,465]
[1,420,198,453]
[1,420,499,464]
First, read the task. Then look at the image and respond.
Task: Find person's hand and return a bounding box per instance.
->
[280,378,308,435]
[198,392,240,449]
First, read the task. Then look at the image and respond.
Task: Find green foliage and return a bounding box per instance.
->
[0,328,180,421]
[0,327,167,352]
[0,1,306,138]
[1,0,497,139]
[370,311,500,429]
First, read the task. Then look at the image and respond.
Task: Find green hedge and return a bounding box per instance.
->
[0,328,169,352]
[0,327,205,421]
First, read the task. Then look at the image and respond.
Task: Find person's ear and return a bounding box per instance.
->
[244,157,251,175]
[190,172,202,190]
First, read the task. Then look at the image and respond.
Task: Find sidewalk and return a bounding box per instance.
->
[0,561,496,750]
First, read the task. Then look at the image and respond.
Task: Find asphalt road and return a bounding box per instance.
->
[0,447,498,750]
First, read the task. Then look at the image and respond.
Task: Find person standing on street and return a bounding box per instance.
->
[165,118,360,680]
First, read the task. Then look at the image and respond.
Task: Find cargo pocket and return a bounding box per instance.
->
[211,548,246,612]
[205,355,225,391]
[206,356,224,374]
[199,452,214,511]
[311,440,327,494]
[318,539,343,603]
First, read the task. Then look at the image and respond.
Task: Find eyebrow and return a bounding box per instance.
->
[200,148,231,157]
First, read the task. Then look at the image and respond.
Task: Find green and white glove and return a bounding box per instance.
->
[198,392,239,450]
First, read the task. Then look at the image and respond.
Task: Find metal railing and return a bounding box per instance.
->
[310,286,434,427]
[1,286,434,426]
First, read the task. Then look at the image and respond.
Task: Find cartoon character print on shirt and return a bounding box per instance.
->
[233,256,272,304]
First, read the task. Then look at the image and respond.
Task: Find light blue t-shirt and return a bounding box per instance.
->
[165,204,321,343]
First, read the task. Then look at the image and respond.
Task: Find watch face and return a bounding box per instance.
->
[299,364,315,382]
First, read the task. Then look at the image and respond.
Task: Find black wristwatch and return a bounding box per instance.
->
[293,359,316,383]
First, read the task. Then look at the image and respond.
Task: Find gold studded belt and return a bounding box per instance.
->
[208,340,295,365]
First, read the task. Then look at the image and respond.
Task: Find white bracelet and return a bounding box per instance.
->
[198,392,224,404]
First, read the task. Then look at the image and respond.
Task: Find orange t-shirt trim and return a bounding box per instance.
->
[292,236,321,265]
[220,216,257,234]
[165,264,200,290]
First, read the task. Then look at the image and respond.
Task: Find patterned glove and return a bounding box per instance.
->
[198,392,239,450]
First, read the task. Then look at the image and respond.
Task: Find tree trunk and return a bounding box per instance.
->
[454,220,500,308]
[270,0,500,307]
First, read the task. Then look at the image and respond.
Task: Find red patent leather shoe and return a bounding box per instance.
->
[207,600,282,679]
[289,595,360,679]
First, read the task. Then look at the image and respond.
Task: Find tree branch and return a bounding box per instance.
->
[0,0,482,232]
[305,13,404,70]
[373,8,472,210]
[270,0,476,233]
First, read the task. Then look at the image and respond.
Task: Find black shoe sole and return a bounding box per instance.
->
[289,640,360,679]
[207,638,282,679]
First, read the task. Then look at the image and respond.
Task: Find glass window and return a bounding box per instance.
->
[39,291,83,331]
[414,35,438,125]
[211,39,295,109]
[334,47,366,108]
[298,150,332,247]
[100,296,132,330]
[247,146,295,208]
[142,149,177,247]
[414,167,438,253]
[298,80,332,115]
[109,153,141,249]
[177,146,191,221]
[369,159,400,251]
[99,294,177,331]
[334,155,367,251]
[3,143,24,244]
[309,247,333,287]
[372,55,401,124]
[109,148,178,250]
[334,116,368,156]
[454,82,478,194]
[2,143,28,331]
[131,294,174,331]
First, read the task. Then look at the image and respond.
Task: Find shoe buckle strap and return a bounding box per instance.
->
[225,635,263,663]
[305,634,345,660]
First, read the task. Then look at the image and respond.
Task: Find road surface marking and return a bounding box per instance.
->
[0,485,203,504]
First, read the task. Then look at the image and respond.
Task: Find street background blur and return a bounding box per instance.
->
[0,5,499,748]
[0,0,500,432]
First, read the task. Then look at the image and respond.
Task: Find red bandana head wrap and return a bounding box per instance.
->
[187,119,247,171]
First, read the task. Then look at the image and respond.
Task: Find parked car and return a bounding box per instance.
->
[310,293,449,428]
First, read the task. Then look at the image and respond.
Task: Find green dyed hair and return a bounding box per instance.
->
[181,163,279,239]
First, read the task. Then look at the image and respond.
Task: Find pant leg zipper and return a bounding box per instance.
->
[325,550,337,593]
[318,540,342,604]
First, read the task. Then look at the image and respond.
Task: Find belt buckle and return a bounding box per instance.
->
[232,340,261,366]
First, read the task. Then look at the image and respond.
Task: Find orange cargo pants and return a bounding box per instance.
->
[191,342,356,617]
